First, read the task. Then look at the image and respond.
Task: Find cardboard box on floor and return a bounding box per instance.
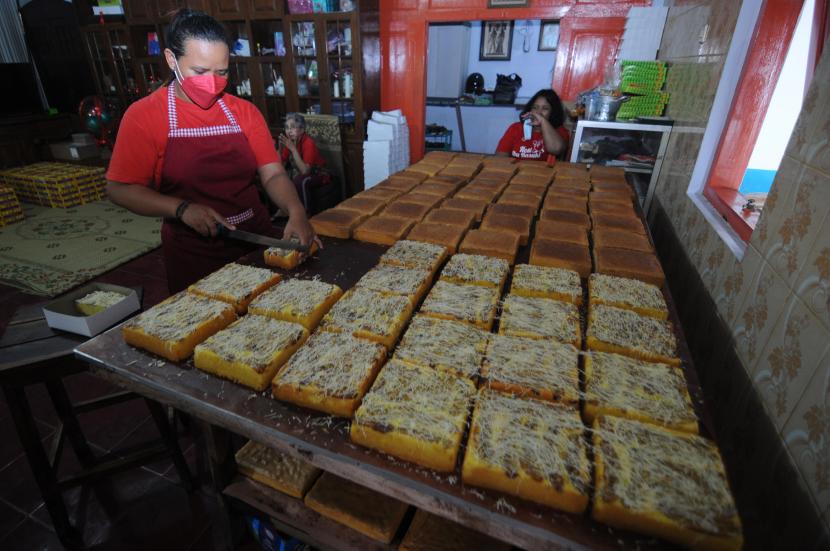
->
[43,283,140,337]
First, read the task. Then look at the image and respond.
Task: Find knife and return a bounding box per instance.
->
[216,224,310,252]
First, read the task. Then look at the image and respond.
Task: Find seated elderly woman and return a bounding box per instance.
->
[278,113,331,209]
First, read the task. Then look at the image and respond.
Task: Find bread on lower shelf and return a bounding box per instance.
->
[188,262,282,314]
[400,510,510,551]
[234,440,321,498]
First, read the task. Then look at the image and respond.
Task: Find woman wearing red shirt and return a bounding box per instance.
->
[106,9,318,293]
[496,89,569,162]
[278,113,331,209]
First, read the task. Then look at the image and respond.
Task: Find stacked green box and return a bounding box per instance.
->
[617,60,670,120]
[0,162,107,208]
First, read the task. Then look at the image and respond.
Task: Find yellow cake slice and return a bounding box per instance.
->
[584,351,697,433]
[234,440,321,498]
[587,304,680,366]
[509,264,582,305]
[481,334,579,404]
[272,331,387,417]
[193,314,308,390]
[498,294,580,346]
[320,287,414,349]
[378,239,448,274]
[588,273,668,320]
[419,280,500,330]
[355,263,433,304]
[461,390,590,513]
[351,359,476,472]
[122,292,237,361]
[399,510,511,551]
[247,278,343,331]
[75,290,127,316]
[263,240,320,270]
[304,472,410,543]
[438,253,510,290]
[187,262,281,314]
[393,314,489,379]
[592,416,743,551]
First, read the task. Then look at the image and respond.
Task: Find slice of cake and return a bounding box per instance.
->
[351,359,477,472]
[400,510,510,551]
[399,192,444,210]
[337,195,387,216]
[304,472,409,543]
[486,202,535,220]
[584,351,697,433]
[122,292,236,361]
[353,215,416,246]
[589,273,668,319]
[439,253,510,289]
[263,240,320,270]
[592,227,654,253]
[310,208,368,239]
[378,239,448,273]
[592,416,743,551]
[587,304,680,366]
[75,290,126,316]
[419,280,500,330]
[534,219,589,246]
[498,294,581,346]
[462,390,590,513]
[248,278,343,330]
[458,229,520,265]
[414,181,458,197]
[589,190,631,206]
[357,186,402,202]
[509,264,582,305]
[592,213,646,235]
[538,209,591,230]
[542,195,587,214]
[441,198,489,221]
[593,246,665,287]
[454,185,502,203]
[497,191,541,212]
[188,262,281,314]
[193,314,308,390]
[482,334,579,403]
[507,183,547,198]
[380,200,432,222]
[320,287,414,349]
[480,212,531,245]
[272,331,387,417]
[406,221,468,254]
[393,314,489,379]
[234,440,321,498]
[423,208,477,230]
[355,263,433,304]
[589,200,638,218]
[529,238,592,278]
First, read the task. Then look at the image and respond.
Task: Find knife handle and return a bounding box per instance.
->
[215,223,229,238]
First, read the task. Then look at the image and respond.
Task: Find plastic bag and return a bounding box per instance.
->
[493,73,522,104]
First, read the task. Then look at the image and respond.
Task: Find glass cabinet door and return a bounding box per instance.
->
[85,30,119,96]
[109,28,139,102]
[291,20,320,114]
[230,61,252,98]
[260,61,287,127]
[325,17,355,127]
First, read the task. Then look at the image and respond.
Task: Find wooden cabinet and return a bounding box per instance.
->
[76,0,379,196]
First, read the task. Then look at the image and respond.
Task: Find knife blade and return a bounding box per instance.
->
[216,225,310,252]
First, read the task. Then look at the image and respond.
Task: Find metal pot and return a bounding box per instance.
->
[586,94,629,122]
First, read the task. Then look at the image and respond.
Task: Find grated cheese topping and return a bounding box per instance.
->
[189,263,277,302]
[321,287,412,339]
[589,274,667,315]
[585,351,696,427]
[499,294,580,344]
[77,290,126,308]
[273,331,386,399]
[249,279,341,318]
[588,304,678,359]
[393,315,489,379]
[124,292,233,341]
[594,416,741,537]
[379,240,447,270]
[510,264,582,300]
[353,359,476,447]
[467,390,590,495]
[235,440,319,482]
[195,315,306,372]
[419,281,499,327]
[482,334,579,402]
[439,253,509,287]
[355,263,432,297]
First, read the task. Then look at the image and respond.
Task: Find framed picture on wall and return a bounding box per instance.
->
[479,20,514,61]
[538,20,560,51]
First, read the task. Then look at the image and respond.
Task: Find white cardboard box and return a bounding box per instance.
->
[43,283,141,337]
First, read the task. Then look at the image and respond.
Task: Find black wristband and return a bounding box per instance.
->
[175,200,191,220]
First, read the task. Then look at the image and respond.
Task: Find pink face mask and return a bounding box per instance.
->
[173,58,227,109]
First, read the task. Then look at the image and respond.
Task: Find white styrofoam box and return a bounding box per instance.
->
[367,119,396,141]
[43,283,140,337]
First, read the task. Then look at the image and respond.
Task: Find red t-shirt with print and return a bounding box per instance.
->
[279,133,326,168]
[495,121,570,161]
[106,85,280,187]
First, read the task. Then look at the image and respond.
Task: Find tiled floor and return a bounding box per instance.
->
[0,248,256,550]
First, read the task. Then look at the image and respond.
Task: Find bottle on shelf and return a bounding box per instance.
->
[342,70,353,98]
[276,75,285,96]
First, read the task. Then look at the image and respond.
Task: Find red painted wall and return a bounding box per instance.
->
[379,1,644,161]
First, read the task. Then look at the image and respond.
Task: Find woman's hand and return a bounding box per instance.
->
[282,210,322,255]
[522,111,550,128]
[180,203,233,237]
[278,133,298,154]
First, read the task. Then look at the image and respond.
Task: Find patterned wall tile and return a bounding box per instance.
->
[782,349,830,515]
[754,296,830,432]
[795,209,830,332]
[660,4,713,61]
[789,48,830,169]
[719,244,764,327]
[699,0,741,57]
[732,259,792,373]
[704,240,736,302]
[751,156,802,254]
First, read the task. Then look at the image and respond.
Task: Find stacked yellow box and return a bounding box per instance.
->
[0,185,24,227]
[0,162,106,208]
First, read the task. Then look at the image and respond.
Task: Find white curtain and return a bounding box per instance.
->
[0,0,28,63]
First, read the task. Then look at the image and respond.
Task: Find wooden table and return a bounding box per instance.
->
[0,293,193,551]
[74,238,698,551]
